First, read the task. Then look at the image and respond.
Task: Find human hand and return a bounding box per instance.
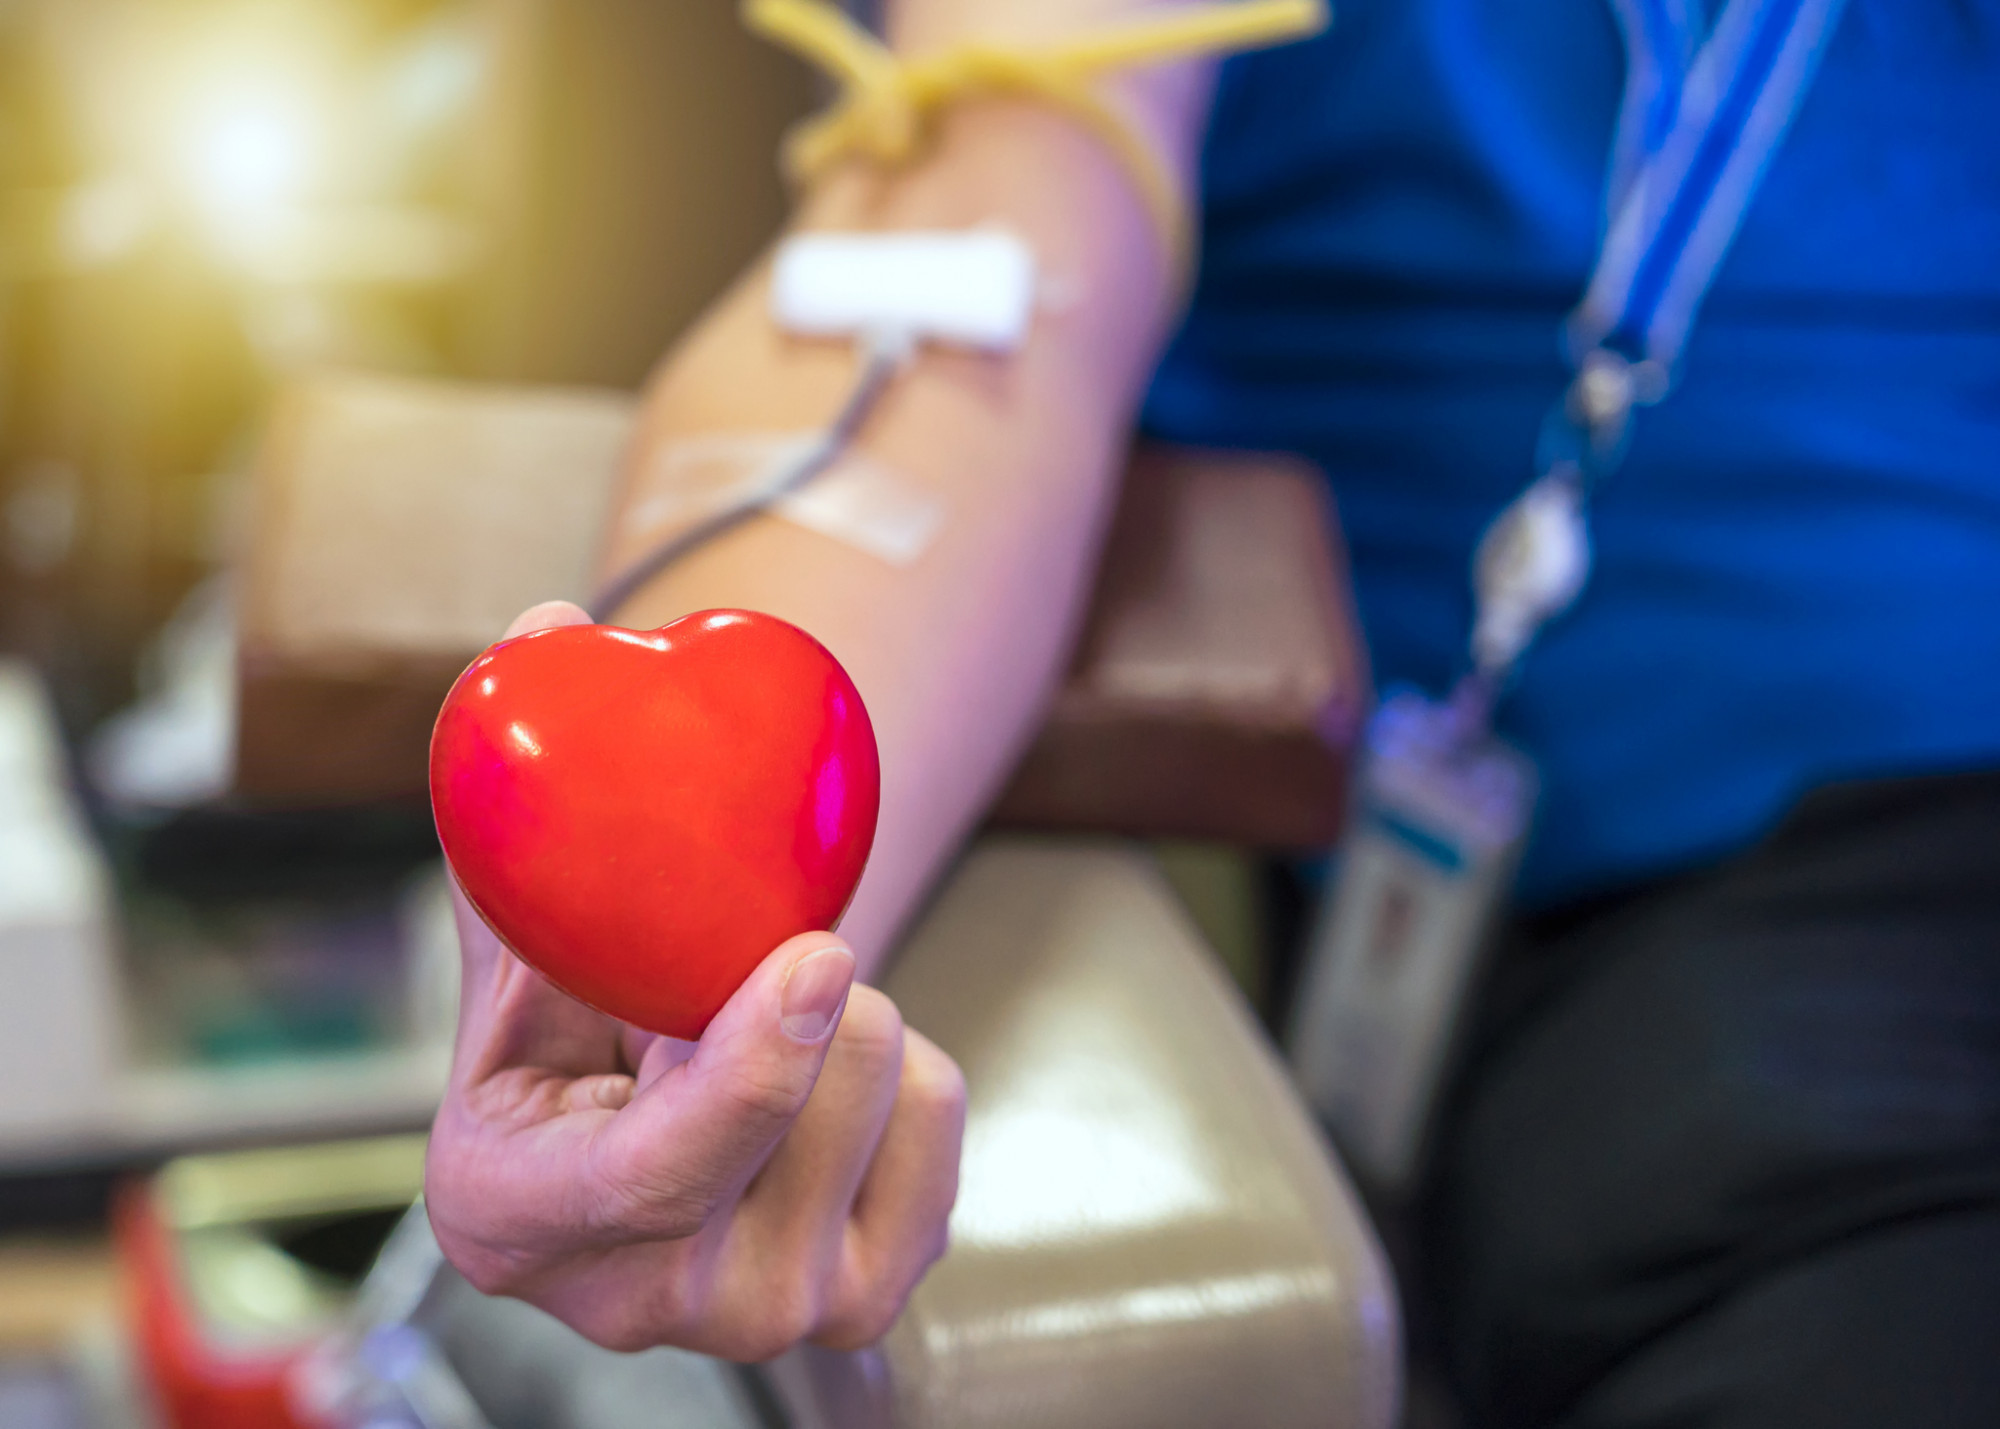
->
[424,600,966,1360]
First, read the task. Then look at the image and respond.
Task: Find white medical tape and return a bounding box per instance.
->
[627,433,946,568]
[771,229,1037,352]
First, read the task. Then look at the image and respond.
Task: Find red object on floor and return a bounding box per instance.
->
[431,608,880,1040]
[116,1184,319,1429]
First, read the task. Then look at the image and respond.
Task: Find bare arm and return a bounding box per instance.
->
[602,84,1205,974]
[427,10,1217,1357]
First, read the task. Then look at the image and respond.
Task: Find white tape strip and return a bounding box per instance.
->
[629,434,946,568]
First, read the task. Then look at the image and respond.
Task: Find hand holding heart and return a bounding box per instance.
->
[423,600,965,1359]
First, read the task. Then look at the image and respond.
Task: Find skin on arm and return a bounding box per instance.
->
[603,87,1204,974]
[426,9,1217,1359]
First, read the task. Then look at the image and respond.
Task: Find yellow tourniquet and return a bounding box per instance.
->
[743,0,1329,278]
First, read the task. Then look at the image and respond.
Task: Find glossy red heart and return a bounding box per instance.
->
[430,609,879,1040]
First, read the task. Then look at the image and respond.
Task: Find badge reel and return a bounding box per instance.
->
[1291,370,1607,1195]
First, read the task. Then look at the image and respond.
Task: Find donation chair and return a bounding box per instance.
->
[226,371,1394,1429]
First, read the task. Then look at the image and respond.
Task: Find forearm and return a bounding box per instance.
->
[599,94,1202,978]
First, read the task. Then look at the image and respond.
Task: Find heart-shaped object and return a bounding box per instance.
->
[430,609,879,1040]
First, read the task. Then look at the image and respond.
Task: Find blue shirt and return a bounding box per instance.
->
[1142,0,2000,904]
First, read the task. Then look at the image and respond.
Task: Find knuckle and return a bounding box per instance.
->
[452,1247,527,1299]
[715,1064,813,1130]
[769,1274,824,1347]
[712,1291,817,1364]
[740,1272,823,1360]
[569,1303,664,1355]
[593,1328,657,1355]
[577,1270,713,1356]
[915,1206,954,1276]
[719,1328,796,1365]
[849,1286,909,1346]
[819,1275,911,1351]
[901,1035,968,1116]
[432,1220,540,1299]
[424,1187,539,1299]
[833,988,905,1065]
[549,1276,693,1356]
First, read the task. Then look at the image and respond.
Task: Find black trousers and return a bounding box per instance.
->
[1418,769,2000,1429]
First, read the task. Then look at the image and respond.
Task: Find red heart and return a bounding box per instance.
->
[430,609,879,1040]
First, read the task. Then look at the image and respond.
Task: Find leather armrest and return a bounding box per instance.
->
[989,445,1365,847]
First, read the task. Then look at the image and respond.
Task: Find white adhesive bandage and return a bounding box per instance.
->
[630,434,945,568]
[771,229,1037,352]
[591,228,1033,618]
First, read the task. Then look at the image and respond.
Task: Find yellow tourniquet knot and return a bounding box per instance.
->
[743,0,1329,280]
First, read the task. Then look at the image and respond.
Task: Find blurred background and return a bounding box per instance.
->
[0,1,819,1420]
[2,0,814,709]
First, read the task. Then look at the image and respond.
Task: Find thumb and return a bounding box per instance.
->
[589,933,855,1233]
[503,598,592,639]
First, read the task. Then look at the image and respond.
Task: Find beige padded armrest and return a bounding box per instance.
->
[773,838,1400,1429]
[237,373,633,802]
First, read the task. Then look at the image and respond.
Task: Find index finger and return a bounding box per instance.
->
[503,599,593,640]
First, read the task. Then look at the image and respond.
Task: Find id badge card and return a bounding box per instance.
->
[1288,689,1536,1194]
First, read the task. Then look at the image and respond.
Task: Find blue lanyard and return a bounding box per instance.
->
[1576,0,1851,385]
[1602,0,1701,222]
[1462,0,1851,690]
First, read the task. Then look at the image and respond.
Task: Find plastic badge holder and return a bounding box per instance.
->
[1288,690,1536,1193]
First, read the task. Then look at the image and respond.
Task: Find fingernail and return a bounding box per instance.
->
[781,945,854,1043]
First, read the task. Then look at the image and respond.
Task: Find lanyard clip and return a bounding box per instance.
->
[1539,348,1667,488]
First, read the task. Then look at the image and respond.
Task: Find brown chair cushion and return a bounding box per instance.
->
[988,444,1366,848]
[236,374,1367,845]
[236,374,631,804]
